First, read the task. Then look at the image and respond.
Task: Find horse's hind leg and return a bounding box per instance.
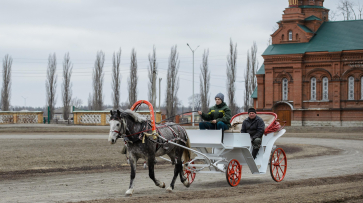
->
[166,150,183,192]
[148,157,165,189]
[179,165,190,188]
[125,154,137,196]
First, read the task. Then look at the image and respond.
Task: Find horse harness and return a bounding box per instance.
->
[112,118,188,152]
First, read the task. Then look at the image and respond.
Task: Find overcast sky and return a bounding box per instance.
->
[0,0,343,109]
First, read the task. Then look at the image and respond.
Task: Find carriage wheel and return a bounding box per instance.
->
[183,160,196,184]
[226,159,242,187]
[270,148,287,182]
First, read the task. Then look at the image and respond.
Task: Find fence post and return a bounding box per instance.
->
[13,113,17,124]
[47,106,50,124]
[101,113,106,125]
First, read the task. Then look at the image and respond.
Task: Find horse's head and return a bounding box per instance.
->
[108,109,147,144]
[108,110,125,144]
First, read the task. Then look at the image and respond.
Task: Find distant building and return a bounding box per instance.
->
[53,107,73,120]
[252,0,363,126]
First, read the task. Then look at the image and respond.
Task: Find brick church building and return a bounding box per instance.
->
[252,0,363,126]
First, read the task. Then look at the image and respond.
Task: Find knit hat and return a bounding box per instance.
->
[215,93,224,102]
[248,108,256,114]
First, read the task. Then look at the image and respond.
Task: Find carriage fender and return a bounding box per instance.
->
[259,129,286,173]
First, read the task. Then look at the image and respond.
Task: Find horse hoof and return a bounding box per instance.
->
[125,189,134,197]
[161,182,165,188]
[183,180,190,188]
[166,186,173,193]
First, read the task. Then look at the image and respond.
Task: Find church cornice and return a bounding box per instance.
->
[304,63,332,67]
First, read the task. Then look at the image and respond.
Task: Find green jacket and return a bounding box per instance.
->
[201,102,232,127]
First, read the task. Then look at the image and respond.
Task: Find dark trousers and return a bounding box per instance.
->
[199,121,229,131]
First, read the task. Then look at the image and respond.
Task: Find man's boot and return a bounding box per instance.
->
[252,148,259,159]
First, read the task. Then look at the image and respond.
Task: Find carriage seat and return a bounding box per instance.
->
[224,113,276,133]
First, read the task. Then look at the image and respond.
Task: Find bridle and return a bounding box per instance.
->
[110,117,128,139]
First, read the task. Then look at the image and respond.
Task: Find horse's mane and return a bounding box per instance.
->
[121,109,147,123]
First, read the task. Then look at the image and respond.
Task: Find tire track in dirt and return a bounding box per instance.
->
[1,137,362,203]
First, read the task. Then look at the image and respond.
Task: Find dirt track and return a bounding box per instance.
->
[0,125,363,203]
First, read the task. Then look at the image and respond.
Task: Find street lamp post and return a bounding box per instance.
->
[21,96,27,107]
[187,43,199,126]
[159,78,162,111]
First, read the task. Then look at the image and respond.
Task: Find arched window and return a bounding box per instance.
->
[322,77,328,100]
[282,78,288,100]
[311,77,316,100]
[289,31,293,41]
[361,76,363,100]
[296,33,299,41]
[348,76,354,100]
[282,34,285,41]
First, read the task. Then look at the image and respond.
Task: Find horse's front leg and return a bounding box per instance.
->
[148,157,165,188]
[125,154,137,196]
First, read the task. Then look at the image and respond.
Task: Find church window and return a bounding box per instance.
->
[361,77,363,100]
[282,34,285,41]
[311,77,316,100]
[348,76,354,100]
[322,77,328,100]
[282,78,288,100]
[296,33,299,41]
[289,31,293,41]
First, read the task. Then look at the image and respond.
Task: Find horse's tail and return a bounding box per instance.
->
[182,136,191,162]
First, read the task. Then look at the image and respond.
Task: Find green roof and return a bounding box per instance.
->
[305,15,321,21]
[298,5,328,9]
[298,24,313,33]
[256,64,265,75]
[251,87,257,99]
[263,20,363,56]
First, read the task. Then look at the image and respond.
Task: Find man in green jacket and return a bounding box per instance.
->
[198,93,232,130]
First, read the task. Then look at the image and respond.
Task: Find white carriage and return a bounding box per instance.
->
[181,112,287,186]
[129,100,287,187]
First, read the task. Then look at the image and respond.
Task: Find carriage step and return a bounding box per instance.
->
[241,148,259,174]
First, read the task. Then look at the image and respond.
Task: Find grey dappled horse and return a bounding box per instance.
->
[108,110,191,196]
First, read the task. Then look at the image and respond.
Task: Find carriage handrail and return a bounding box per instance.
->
[230,112,281,135]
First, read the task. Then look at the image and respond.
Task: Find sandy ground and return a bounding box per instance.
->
[0,125,362,203]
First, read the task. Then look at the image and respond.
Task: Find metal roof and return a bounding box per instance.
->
[298,24,313,33]
[251,87,258,98]
[305,15,322,21]
[262,20,363,56]
[256,64,265,75]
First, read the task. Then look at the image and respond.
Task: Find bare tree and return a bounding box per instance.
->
[112,48,122,110]
[226,39,238,115]
[358,1,363,19]
[188,93,201,111]
[71,97,83,108]
[244,50,251,112]
[61,53,72,120]
[1,55,12,111]
[200,49,210,113]
[92,51,105,110]
[165,45,180,119]
[338,0,355,20]
[250,41,259,107]
[329,10,338,21]
[128,48,138,108]
[46,53,57,120]
[148,46,158,108]
[243,42,259,111]
[87,93,93,110]
[349,1,357,19]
